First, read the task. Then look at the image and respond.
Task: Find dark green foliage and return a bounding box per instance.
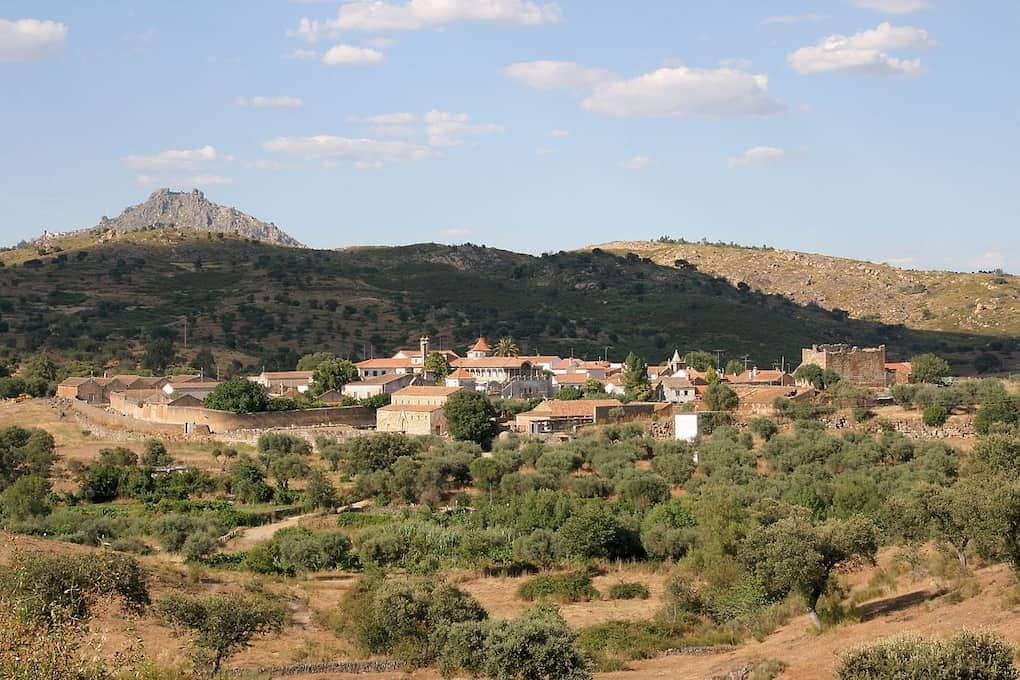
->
[0,426,55,490]
[608,582,650,600]
[837,630,1018,679]
[923,404,949,426]
[159,592,285,674]
[141,337,176,373]
[203,377,271,413]
[622,352,652,401]
[517,571,599,603]
[975,392,1020,435]
[337,577,487,668]
[1,550,149,625]
[242,526,353,574]
[444,391,498,449]
[438,604,591,680]
[312,358,358,394]
[749,417,779,441]
[304,467,338,509]
[424,352,451,379]
[703,382,739,412]
[615,471,670,510]
[793,364,841,390]
[910,353,951,384]
[226,455,274,504]
[512,529,558,567]
[0,474,52,520]
[340,433,421,475]
[258,432,311,457]
[641,499,696,560]
[141,439,173,467]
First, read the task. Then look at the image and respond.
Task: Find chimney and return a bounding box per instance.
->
[751,366,758,378]
[420,335,430,359]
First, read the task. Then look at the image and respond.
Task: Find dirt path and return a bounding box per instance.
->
[220,511,319,550]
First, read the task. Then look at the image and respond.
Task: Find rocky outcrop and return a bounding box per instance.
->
[95,188,303,247]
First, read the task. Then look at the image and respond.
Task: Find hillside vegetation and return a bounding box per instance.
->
[593,240,1020,337]
[1,229,1013,375]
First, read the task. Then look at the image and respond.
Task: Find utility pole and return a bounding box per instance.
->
[741,354,751,370]
[712,349,725,369]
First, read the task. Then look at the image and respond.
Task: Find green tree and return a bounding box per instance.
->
[0,426,55,490]
[915,476,1009,568]
[22,352,58,385]
[494,336,520,357]
[190,348,217,378]
[793,364,841,390]
[312,358,358,394]
[622,352,652,401]
[974,392,1020,435]
[581,377,605,398]
[444,391,498,449]
[141,338,176,373]
[304,468,338,509]
[923,404,949,426]
[682,350,716,371]
[268,454,309,489]
[424,351,452,380]
[141,439,173,467]
[739,516,878,628]
[910,353,951,384]
[158,593,285,675]
[703,382,738,412]
[203,377,270,413]
[724,359,745,375]
[296,351,336,371]
[0,475,52,520]
[837,630,1018,680]
[555,386,582,400]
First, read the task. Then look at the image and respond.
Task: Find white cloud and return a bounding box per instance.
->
[762,14,828,25]
[0,18,68,62]
[622,155,650,170]
[283,48,318,61]
[883,256,915,267]
[854,0,932,14]
[262,135,436,168]
[504,60,616,91]
[441,227,472,237]
[293,0,562,40]
[365,36,396,49]
[424,110,503,147]
[347,112,417,124]
[971,250,1004,270]
[583,66,783,118]
[135,173,233,186]
[728,146,790,168]
[788,22,935,76]
[242,159,283,170]
[322,44,383,65]
[549,128,570,137]
[236,96,304,109]
[122,145,225,171]
[534,146,553,156]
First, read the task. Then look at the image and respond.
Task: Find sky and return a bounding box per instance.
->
[1,1,1017,273]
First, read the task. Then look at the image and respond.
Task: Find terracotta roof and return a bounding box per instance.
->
[378,403,444,413]
[118,389,170,404]
[521,355,561,365]
[523,399,622,418]
[579,361,610,369]
[356,373,413,385]
[393,386,463,397]
[886,362,913,372]
[317,389,344,402]
[452,357,534,369]
[448,368,475,379]
[356,357,414,369]
[168,394,204,407]
[262,371,313,380]
[59,377,91,387]
[660,377,694,389]
[729,370,791,384]
[469,337,491,352]
[733,385,814,405]
[553,373,592,385]
[167,374,203,383]
[167,381,221,390]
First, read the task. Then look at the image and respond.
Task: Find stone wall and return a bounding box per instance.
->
[801,344,887,387]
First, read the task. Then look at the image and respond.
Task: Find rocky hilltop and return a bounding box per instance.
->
[93,188,303,247]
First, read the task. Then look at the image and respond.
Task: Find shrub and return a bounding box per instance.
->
[444,390,498,449]
[258,432,311,457]
[837,629,1017,679]
[517,572,599,603]
[203,378,270,413]
[923,404,949,427]
[615,471,670,510]
[568,476,613,498]
[749,418,779,441]
[141,439,173,467]
[0,474,52,520]
[513,529,558,568]
[1,550,149,624]
[608,582,650,600]
[641,499,696,561]
[159,593,285,675]
[438,604,591,680]
[245,527,354,574]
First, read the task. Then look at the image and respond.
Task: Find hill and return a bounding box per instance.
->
[0,228,1013,375]
[15,188,302,255]
[592,240,1020,338]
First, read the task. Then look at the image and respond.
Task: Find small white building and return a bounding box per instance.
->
[675,413,702,442]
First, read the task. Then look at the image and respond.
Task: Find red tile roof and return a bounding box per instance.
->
[262,371,313,380]
[522,399,622,418]
[469,337,491,352]
[553,373,593,385]
[452,357,534,369]
[357,373,413,385]
[378,403,445,413]
[393,386,463,397]
[356,357,414,369]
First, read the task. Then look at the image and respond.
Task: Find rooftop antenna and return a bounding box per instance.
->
[741,354,751,371]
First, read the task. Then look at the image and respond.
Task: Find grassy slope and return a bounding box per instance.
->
[592,240,1020,337]
[0,229,1014,373]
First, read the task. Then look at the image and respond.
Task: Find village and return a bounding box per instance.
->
[55,336,914,443]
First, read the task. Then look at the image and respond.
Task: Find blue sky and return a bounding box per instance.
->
[1,1,1017,272]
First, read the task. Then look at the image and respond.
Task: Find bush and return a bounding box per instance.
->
[0,474,52,520]
[438,604,591,680]
[513,529,558,567]
[203,377,270,413]
[748,418,779,441]
[837,629,1017,679]
[444,391,498,449]
[245,526,354,574]
[517,572,599,603]
[1,550,149,624]
[608,582,650,600]
[923,404,949,427]
[337,577,487,667]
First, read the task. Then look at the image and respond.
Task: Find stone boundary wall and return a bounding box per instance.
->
[86,397,375,434]
[227,660,402,677]
[66,399,187,436]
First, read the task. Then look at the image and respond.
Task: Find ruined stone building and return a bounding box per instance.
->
[799,344,888,387]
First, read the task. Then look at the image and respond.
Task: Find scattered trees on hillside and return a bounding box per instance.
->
[312,358,358,394]
[837,630,1017,679]
[703,382,739,412]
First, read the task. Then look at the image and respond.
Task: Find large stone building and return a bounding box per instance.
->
[799,344,888,387]
[375,385,464,436]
